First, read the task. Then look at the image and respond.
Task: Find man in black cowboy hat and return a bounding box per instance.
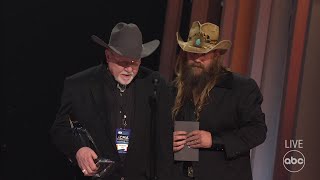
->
[171,21,267,180]
[51,22,174,180]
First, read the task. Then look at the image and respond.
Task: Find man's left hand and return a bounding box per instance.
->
[186,130,212,148]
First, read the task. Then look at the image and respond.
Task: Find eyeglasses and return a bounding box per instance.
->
[115,59,141,68]
[109,52,141,68]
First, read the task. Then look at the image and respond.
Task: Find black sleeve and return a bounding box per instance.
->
[208,135,225,151]
[50,78,83,163]
[220,78,267,159]
[155,77,175,179]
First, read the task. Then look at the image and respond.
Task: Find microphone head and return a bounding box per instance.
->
[152,74,160,85]
[152,78,159,85]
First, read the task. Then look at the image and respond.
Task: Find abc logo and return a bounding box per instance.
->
[283,150,305,172]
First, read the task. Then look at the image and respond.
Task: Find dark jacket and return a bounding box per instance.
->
[51,64,174,180]
[172,71,267,180]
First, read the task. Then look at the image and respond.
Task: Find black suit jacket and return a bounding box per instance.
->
[172,72,267,180]
[51,64,174,180]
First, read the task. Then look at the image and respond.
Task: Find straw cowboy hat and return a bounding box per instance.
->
[177,21,231,54]
[91,22,160,59]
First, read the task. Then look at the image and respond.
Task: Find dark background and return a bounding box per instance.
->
[3,1,318,180]
[2,1,168,179]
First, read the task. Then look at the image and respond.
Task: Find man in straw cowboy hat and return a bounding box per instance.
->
[171,21,267,180]
[51,22,174,180]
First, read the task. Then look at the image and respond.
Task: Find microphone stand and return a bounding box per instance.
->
[149,77,159,180]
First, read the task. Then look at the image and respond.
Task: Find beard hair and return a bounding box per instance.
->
[181,61,214,100]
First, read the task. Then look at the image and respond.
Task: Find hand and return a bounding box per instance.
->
[186,130,212,149]
[173,131,187,152]
[76,147,98,176]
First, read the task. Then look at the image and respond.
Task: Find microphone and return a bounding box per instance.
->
[150,75,159,180]
[152,78,159,85]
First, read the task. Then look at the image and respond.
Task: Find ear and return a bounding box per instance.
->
[218,49,227,55]
[213,49,224,56]
[105,48,111,62]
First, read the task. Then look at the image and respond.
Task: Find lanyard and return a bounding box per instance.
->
[118,83,129,129]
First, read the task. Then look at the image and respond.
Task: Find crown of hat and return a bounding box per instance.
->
[187,22,220,47]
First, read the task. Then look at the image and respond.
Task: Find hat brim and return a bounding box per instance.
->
[141,40,160,58]
[176,32,231,54]
[91,35,160,59]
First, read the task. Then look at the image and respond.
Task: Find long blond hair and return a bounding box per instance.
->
[172,50,227,121]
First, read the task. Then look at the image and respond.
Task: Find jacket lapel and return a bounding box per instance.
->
[200,72,233,126]
[205,71,233,105]
[126,77,143,153]
[89,65,118,155]
[123,70,150,164]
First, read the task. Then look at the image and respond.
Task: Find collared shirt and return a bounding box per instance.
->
[104,69,135,161]
[175,99,200,179]
[174,95,225,179]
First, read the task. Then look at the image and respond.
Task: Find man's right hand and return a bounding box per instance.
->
[173,131,187,152]
[76,147,98,176]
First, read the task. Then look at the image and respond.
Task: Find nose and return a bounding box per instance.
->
[124,66,133,72]
[194,57,202,63]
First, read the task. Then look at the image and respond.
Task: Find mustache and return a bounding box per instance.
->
[190,63,204,69]
[121,72,134,76]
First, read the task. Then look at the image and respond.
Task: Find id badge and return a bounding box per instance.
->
[115,128,131,154]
